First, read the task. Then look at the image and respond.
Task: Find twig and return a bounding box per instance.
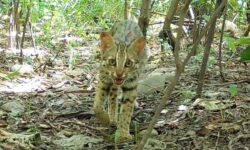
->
[43,119,60,131]
[56,111,94,119]
[228,134,250,150]
[29,22,37,54]
[196,0,226,97]
[65,119,110,138]
[52,89,94,94]
[19,5,31,64]
[134,1,191,149]
[205,79,250,86]
[218,7,227,81]
[215,131,220,149]
[150,11,167,16]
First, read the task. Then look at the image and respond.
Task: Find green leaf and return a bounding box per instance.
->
[229,84,238,97]
[31,10,39,22]
[235,37,250,45]
[240,47,250,61]
[228,0,238,10]
[203,15,210,21]
[228,37,236,52]
[114,130,121,143]
[24,56,33,65]
[4,71,20,80]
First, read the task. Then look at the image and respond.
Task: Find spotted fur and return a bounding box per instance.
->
[93,20,146,142]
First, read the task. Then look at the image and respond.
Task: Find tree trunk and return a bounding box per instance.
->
[196,0,226,97]
[159,0,180,52]
[191,3,207,56]
[138,0,151,37]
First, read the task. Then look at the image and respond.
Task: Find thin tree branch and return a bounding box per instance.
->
[196,0,226,97]
[134,1,191,149]
[218,8,227,81]
[159,0,180,51]
[14,0,20,50]
[134,0,228,149]
[183,0,228,67]
[174,0,190,71]
[29,22,37,53]
[19,4,31,64]
[138,0,151,37]
[8,0,15,49]
[124,0,128,20]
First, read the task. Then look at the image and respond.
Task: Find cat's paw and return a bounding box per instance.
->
[114,130,132,143]
[93,108,110,126]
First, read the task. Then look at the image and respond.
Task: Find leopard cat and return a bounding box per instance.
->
[93,20,147,142]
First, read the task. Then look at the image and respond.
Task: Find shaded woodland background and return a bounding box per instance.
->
[0,0,250,149]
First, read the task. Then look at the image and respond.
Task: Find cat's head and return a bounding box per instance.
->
[99,32,146,85]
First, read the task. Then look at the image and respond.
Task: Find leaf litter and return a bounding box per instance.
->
[0,27,250,150]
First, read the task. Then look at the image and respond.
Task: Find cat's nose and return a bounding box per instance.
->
[116,70,124,78]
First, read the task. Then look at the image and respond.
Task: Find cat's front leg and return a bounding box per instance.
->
[93,81,110,126]
[116,85,137,142]
[108,85,118,125]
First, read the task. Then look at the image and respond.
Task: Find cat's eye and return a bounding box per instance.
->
[125,60,133,67]
[108,59,116,66]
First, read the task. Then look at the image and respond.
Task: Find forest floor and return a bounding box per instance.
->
[0,24,250,150]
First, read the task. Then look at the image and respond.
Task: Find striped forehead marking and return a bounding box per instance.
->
[116,44,127,68]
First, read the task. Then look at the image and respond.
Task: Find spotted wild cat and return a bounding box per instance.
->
[93,20,147,142]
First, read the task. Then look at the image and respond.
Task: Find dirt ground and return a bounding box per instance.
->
[0,33,250,150]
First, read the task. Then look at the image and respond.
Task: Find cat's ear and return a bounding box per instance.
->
[131,37,146,57]
[100,32,114,51]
